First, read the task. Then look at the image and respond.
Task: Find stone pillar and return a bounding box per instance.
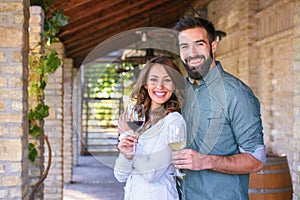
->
[293,1,300,198]
[43,42,64,199]
[0,0,30,199]
[63,58,73,183]
[28,6,45,200]
[72,67,81,166]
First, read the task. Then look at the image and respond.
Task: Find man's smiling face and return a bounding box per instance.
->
[178,27,216,80]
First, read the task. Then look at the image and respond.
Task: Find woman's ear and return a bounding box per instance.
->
[144,84,148,89]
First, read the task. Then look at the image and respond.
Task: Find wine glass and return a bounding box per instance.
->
[168,124,186,177]
[125,103,145,154]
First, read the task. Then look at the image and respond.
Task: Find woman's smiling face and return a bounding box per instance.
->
[145,64,174,110]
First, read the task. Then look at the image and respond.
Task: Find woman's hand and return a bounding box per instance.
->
[117,134,138,160]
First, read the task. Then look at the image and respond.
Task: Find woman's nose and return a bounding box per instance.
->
[156,81,163,89]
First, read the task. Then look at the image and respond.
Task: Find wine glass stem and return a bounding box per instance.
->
[132,131,137,154]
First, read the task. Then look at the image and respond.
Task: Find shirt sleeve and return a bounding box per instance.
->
[228,84,266,163]
[114,153,134,183]
[239,144,266,163]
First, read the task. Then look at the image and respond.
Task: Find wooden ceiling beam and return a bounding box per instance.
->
[55,0,94,12]
[59,0,160,40]
[67,1,185,62]
[63,0,125,24]
[63,0,181,49]
[54,0,208,68]
[67,15,149,58]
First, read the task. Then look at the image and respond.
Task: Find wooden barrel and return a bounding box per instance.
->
[249,155,293,200]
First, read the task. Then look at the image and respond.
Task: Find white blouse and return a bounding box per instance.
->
[114,112,186,200]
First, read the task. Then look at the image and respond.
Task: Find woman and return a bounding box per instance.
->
[114,56,186,200]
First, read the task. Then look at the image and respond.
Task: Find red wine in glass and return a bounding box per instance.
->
[125,103,145,154]
[126,121,145,132]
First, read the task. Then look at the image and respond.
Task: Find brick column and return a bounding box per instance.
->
[72,67,81,166]
[293,1,300,198]
[43,42,64,200]
[0,0,30,199]
[28,6,45,200]
[63,58,73,183]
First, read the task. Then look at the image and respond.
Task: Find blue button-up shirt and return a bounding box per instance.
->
[181,61,265,200]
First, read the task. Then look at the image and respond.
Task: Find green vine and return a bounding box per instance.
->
[28,0,68,162]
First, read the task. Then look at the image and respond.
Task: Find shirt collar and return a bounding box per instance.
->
[202,61,224,85]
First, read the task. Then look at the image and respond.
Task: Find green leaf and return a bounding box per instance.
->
[29,125,43,137]
[29,103,49,120]
[28,109,35,121]
[35,103,49,119]
[40,80,47,89]
[45,50,61,74]
[28,143,38,162]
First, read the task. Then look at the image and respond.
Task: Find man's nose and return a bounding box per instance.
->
[188,44,198,57]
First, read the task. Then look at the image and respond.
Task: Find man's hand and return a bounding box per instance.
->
[172,149,209,170]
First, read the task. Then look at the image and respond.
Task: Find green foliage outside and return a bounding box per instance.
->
[84,62,140,127]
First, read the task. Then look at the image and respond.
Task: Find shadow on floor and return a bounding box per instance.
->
[64,153,125,200]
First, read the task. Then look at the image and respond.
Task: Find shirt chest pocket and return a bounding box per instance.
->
[199,108,225,129]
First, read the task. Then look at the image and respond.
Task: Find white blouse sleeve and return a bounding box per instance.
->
[114,153,134,183]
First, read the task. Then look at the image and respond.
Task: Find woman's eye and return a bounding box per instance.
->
[149,78,158,83]
[163,79,172,83]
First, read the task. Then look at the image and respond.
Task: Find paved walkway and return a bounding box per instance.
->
[63,153,125,200]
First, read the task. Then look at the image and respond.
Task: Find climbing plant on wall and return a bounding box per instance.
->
[28,0,68,199]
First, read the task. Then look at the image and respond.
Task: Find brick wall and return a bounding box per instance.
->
[72,68,81,165]
[203,0,300,198]
[0,0,30,199]
[293,0,300,197]
[63,58,73,183]
[43,42,64,199]
[28,6,45,200]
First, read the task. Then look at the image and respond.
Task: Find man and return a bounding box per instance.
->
[172,17,266,200]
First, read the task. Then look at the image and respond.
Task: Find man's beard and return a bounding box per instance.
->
[184,49,213,80]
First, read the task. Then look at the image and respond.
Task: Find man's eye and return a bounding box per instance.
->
[180,45,188,50]
[196,42,205,46]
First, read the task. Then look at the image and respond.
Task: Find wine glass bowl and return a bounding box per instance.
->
[168,124,186,177]
[125,103,145,153]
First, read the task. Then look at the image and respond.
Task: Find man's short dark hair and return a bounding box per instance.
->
[173,17,216,43]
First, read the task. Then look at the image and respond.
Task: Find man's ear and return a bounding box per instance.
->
[211,40,217,54]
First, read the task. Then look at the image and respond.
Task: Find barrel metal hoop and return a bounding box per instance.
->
[255,168,290,174]
[248,186,292,194]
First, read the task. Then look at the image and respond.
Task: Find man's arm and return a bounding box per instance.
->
[172,149,264,174]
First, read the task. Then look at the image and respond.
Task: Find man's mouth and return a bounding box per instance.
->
[187,56,205,66]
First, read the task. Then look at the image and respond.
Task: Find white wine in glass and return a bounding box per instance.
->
[125,103,145,154]
[168,124,186,177]
[168,142,186,151]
